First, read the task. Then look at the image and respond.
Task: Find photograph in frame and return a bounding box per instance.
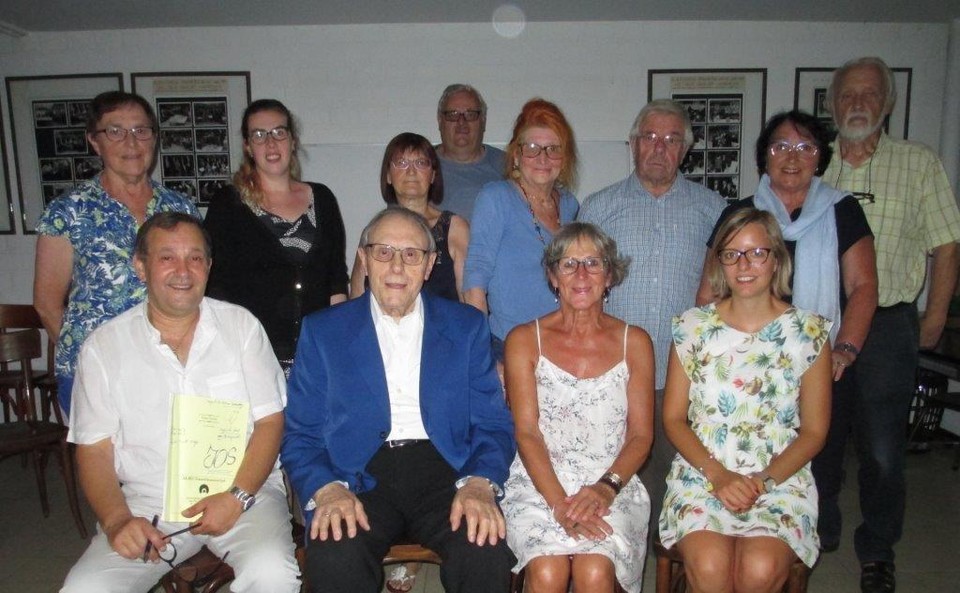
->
[6,74,123,234]
[132,72,250,209]
[793,67,912,139]
[0,102,14,234]
[649,69,767,201]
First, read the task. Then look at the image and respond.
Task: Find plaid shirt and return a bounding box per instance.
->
[823,134,960,307]
[579,174,725,388]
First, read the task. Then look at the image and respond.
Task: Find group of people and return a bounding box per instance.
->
[40,55,959,593]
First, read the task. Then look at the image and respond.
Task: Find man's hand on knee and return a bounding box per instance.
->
[182,492,242,536]
[449,477,505,547]
[310,482,370,542]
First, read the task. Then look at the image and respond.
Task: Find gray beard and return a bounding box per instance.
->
[838,118,884,142]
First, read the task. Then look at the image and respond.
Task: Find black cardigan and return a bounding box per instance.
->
[204,183,349,361]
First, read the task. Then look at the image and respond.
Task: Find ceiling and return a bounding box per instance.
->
[0,0,958,35]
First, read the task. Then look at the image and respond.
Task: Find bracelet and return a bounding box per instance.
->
[697,454,715,476]
[598,471,623,495]
[835,342,860,357]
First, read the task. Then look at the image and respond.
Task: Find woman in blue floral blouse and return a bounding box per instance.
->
[659,208,832,592]
[33,91,197,417]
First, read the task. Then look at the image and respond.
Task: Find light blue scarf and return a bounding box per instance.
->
[754,174,848,343]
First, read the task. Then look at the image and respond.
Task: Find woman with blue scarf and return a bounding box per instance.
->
[697,110,878,554]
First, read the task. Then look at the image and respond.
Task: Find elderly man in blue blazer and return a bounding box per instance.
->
[282,207,516,593]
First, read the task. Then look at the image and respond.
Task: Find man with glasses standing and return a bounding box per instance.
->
[578,99,725,529]
[816,56,960,593]
[436,84,505,220]
[282,208,516,593]
[62,212,300,592]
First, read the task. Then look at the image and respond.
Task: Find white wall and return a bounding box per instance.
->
[0,20,951,305]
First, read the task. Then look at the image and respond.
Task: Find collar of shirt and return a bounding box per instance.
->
[138,299,213,363]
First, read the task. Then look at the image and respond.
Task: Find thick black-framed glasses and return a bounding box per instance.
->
[158,540,230,588]
[365,243,431,265]
[717,247,772,266]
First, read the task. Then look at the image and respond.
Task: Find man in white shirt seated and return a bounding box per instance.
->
[62,212,300,593]
[282,207,516,592]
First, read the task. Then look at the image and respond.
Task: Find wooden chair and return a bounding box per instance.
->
[0,304,62,424]
[0,329,87,538]
[654,539,809,593]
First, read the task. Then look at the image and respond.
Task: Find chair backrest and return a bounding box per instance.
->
[0,304,54,374]
[0,304,43,330]
[0,329,43,421]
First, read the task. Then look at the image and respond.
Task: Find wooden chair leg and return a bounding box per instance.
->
[30,448,51,517]
[59,440,88,538]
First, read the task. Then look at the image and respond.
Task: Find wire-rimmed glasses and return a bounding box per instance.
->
[365,243,431,266]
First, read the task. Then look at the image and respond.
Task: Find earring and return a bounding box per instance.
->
[510,162,521,179]
[603,288,610,303]
[553,286,560,303]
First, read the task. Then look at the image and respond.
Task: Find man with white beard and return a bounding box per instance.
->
[815,56,960,593]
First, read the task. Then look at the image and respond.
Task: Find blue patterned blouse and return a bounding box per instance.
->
[36,175,199,379]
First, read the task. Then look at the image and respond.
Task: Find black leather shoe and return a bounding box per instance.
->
[861,561,896,593]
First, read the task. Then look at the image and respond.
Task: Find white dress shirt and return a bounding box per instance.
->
[371,295,429,441]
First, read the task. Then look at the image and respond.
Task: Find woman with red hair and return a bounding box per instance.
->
[463,98,580,363]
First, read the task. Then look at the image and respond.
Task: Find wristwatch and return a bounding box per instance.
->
[760,474,777,493]
[229,486,256,512]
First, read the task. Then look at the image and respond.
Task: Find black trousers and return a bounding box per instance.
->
[304,441,515,592]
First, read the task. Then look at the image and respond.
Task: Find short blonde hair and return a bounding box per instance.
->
[708,208,792,299]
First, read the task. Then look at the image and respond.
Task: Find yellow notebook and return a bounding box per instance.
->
[163,394,249,522]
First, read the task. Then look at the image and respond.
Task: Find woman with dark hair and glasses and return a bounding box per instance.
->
[696,111,877,553]
[349,132,469,304]
[501,222,653,593]
[204,99,348,373]
[662,208,833,592]
[463,98,580,364]
[34,91,198,417]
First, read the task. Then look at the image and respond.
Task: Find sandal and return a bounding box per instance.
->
[860,561,896,593]
[386,563,418,593]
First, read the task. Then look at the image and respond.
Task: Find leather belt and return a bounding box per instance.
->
[383,439,428,449]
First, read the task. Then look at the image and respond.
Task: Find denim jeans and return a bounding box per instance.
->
[812,303,918,563]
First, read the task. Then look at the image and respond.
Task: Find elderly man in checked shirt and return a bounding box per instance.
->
[579,99,725,530]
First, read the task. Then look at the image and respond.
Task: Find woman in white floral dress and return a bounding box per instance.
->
[502,222,654,593]
[660,208,833,593]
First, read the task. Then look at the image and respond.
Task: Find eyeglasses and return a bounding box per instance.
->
[636,132,685,148]
[94,125,156,142]
[717,247,773,266]
[158,539,230,588]
[390,157,433,171]
[519,143,564,160]
[248,126,290,144]
[441,109,481,122]
[768,140,819,158]
[366,243,431,265]
[555,257,606,275]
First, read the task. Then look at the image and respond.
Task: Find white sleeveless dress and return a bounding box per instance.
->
[502,321,650,593]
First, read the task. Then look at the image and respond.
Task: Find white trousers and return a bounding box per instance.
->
[61,479,300,593]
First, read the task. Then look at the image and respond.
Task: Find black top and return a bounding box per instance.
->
[708,195,872,309]
[204,183,349,362]
[424,210,459,302]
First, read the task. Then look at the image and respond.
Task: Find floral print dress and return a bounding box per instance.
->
[502,322,649,593]
[658,304,831,567]
[36,176,198,380]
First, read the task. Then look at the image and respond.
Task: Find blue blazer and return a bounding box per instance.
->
[281,291,516,519]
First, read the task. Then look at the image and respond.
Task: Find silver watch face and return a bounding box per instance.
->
[764,477,776,490]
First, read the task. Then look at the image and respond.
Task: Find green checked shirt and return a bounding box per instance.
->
[824,134,960,307]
